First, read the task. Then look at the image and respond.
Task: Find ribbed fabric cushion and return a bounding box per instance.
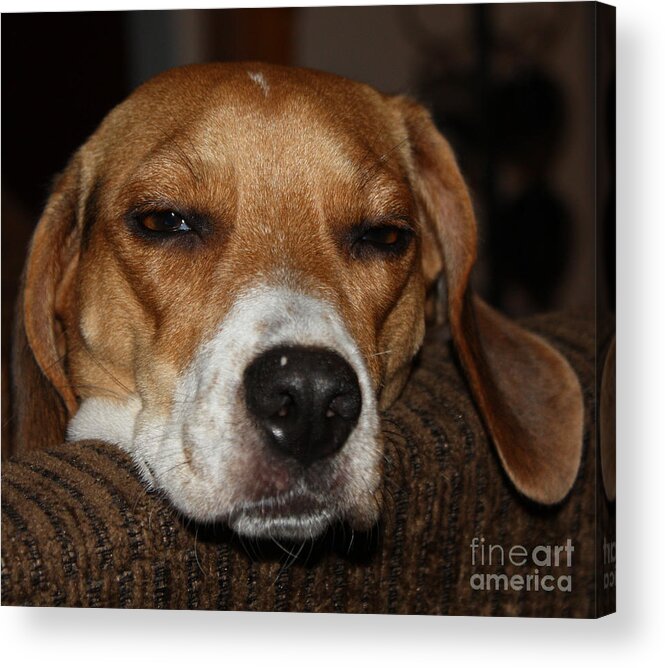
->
[1,314,614,616]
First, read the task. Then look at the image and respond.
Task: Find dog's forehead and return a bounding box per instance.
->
[92,63,405,184]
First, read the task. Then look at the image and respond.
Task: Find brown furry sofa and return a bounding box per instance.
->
[1,314,614,616]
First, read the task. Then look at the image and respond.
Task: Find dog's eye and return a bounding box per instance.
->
[353,224,413,257]
[360,226,402,246]
[138,211,192,233]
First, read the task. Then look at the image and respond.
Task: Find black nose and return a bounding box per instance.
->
[244,346,362,464]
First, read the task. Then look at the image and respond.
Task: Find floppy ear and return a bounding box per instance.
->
[394,97,584,504]
[11,156,82,453]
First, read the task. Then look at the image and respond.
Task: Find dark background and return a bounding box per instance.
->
[1,4,615,448]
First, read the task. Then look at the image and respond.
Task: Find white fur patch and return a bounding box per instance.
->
[247,70,269,96]
[67,396,141,447]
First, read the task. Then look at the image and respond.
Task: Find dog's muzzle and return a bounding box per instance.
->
[244,345,362,464]
[69,286,383,541]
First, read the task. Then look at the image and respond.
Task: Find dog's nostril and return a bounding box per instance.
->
[327,392,359,420]
[274,394,293,418]
[244,346,362,464]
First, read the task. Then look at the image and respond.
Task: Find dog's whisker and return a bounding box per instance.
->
[271,537,300,560]
[193,527,208,577]
[75,347,134,396]
[271,536,307,583]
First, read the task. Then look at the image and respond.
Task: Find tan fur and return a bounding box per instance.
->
[11,62,583,504]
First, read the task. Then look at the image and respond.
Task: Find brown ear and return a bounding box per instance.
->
[395,97,584,504]
[11,156,82,453]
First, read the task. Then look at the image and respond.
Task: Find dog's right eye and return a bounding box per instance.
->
[138,211,192,233]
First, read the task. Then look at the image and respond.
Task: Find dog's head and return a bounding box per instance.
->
[13,63,583,539]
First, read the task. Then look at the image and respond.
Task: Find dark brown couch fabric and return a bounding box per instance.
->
[1,314,615,616]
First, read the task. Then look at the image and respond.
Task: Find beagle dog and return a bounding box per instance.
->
[12,63,583,540]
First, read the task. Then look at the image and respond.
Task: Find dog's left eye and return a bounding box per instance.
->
[138,211,192,233]
[360,226,402,246]
[352,223,413,257]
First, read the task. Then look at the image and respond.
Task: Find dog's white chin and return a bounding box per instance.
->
[230,509,335,541]
[67,284,382,541]
[225,485,378,540]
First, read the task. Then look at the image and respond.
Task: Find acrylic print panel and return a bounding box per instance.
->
[1,2,615,617]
